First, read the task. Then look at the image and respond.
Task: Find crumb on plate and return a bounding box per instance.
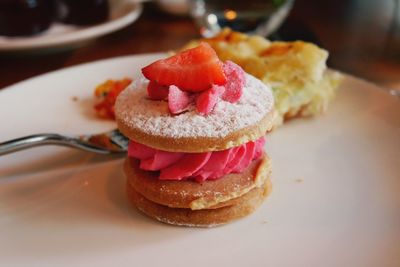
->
[94,78,132,119]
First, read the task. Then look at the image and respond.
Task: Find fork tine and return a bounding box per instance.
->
[107,129,129,150]
[80,129,128,153]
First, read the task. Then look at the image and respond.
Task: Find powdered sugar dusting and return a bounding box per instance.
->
[115,74,273,138]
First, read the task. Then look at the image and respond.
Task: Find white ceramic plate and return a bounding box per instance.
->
[0,54,399,267]
[0,0,142,51]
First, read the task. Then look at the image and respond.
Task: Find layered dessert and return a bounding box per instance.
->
[115,43,275,227]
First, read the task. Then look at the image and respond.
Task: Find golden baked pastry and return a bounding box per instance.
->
[181,28,343,127]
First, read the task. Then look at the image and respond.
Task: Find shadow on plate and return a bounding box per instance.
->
[0,151,199,252]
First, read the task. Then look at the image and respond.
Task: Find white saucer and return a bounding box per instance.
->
[0,0,143,51]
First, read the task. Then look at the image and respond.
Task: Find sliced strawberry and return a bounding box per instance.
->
[128,141,156,159]
[168,85,192,114]
[222,60,245,103]
[140,151,184,171]
[196,84,225,115]
[159,152,211,180]
[147,80,169,100]
[142,43,226,92]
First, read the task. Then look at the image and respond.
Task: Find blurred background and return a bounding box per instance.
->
[0,0,399,91]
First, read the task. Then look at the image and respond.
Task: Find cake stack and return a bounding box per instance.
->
[115,43,275,227]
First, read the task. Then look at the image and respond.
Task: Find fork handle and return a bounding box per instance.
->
[0,134,109,156]
[0,134,71,156]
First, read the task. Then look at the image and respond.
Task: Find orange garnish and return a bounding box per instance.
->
[94,78,132,119]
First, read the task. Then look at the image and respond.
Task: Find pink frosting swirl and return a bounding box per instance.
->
[128,137,266,182]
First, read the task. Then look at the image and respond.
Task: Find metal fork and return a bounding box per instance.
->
[0,129,129,156]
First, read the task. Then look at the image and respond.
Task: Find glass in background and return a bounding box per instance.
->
[189,0,295,37]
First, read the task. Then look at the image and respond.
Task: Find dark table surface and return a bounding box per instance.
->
[0,0,399,91]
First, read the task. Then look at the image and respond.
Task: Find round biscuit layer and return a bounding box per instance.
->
[115,74,274,152]
[124,155,272,210]
[127,177,272,227]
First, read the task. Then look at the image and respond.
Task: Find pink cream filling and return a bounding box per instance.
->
[128,137,266,182]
